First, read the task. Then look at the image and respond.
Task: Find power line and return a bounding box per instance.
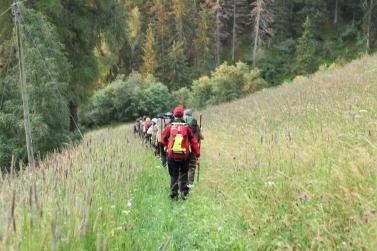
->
[13,0,35,168]
[0,6,12,18]
[19,14,84,139]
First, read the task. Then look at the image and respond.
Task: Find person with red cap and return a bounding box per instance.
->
[162,106,200,200]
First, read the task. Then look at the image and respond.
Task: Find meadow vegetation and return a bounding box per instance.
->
[1,55,377,250]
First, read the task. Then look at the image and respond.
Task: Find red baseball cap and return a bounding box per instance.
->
[173,106,184,117]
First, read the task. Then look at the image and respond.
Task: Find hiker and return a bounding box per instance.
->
[184,109,204,185]
[156,113,165,158]
[139,116,146,139]
[133,118,141,136]
[144,117,152,144]
[162,106,200,200]
[151,118,159,153]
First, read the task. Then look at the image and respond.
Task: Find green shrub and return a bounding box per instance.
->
[80,74,175,128]
[191,62,266,109]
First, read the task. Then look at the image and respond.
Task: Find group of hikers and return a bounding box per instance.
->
[133,106,204,201]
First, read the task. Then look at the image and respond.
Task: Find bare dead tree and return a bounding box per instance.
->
[250,0,274,67]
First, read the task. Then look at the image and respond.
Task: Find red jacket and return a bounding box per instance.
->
[162,122,200,158]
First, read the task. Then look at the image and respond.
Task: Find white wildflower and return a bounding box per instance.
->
[266,181,274,187]
[122,210,130,215]
[127,199,132,208]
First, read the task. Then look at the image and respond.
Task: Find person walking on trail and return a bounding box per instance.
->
[144,117,152,144]
[162,106,200,201]
[151,118,159,154]
[184,109,204,185]
[134,118,141,136]
[156,113,167,164]
[140,116,146,139]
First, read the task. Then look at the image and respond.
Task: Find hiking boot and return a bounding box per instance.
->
[170,193,178,201]
[181,191,189,200]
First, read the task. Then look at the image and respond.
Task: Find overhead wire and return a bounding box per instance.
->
[18,12,84,139]
[0,6,12,18]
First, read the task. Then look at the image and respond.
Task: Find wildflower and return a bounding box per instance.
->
[362,213,370,223]
[127,199,132,208]
[298,193,309,202]
[266,181,274,187]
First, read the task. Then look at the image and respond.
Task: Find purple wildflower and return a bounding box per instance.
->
[298,193,309,202]
[362,213,370,223]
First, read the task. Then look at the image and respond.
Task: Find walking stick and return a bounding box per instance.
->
[197,114,202,182]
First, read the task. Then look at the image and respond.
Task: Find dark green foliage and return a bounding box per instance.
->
[0,8,71,169]
[80,73,175,128]
[294,17,318,75]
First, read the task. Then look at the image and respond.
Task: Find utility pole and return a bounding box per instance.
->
[13,0,35,168]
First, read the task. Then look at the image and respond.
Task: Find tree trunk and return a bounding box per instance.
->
[334,0,338,24]
[252,0,261,67]
[366,0,374,54]
[232,0,237,62]
[215,0,221,67]
[69,101,78,132]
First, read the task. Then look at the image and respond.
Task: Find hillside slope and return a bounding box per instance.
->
[1,55,377,250]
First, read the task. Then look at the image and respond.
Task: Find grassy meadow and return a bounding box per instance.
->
[1,55,377,250]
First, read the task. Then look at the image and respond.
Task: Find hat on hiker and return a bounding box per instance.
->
[184,109,192,116]
[173,106,184,117]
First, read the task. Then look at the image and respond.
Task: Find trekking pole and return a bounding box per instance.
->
[197,114,202,182]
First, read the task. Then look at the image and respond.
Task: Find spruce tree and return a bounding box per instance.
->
[295,16,318,75]
[0,8,71,168]
[194,4,214,77]
[140,23,158,77]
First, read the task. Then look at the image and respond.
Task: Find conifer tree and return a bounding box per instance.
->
[0,8,71,168]
[164,40,190,89]
[140,23,158,77]
[172,0,186,42]
[128,6,142,70]
[194,4,214,76]
[295,16,317,75]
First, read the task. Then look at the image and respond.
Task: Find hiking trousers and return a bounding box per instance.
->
[188,153,197,185]
[168,159,189,197]
[159,143,167,166]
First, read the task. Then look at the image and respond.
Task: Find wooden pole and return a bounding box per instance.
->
[197,114,202,182]
[13,0,35,168]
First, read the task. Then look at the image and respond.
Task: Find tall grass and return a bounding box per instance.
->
[1,55,377,250]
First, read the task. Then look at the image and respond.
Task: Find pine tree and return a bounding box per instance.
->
[128,6,142,69]
[140,23,158,77]
[0,8,71,168]
[164,40,190,89]
[172,0,186,42]
[194,4,214,76]
[295,16,317,75]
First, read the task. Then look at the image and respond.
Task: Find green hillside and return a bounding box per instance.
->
[1,55,377,250]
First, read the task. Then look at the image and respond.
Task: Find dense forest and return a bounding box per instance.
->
[1,0,377,168]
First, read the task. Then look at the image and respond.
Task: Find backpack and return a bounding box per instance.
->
[168,123,191,160]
